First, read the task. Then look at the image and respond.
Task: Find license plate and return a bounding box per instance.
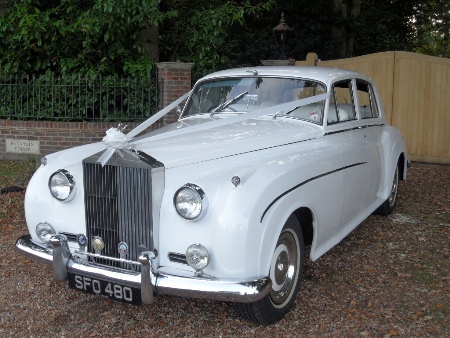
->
[68,273,141,305]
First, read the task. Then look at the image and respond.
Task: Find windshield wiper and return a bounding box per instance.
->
[210,91,248,116]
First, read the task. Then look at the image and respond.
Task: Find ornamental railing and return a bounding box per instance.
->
[0,74,158,122]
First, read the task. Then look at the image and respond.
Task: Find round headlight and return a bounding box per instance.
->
[174,184,208,221]
[186,244,210,272]
[48,169,76,202]
[36,222,56,243]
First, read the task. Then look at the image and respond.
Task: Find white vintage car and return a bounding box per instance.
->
[16,66,408,324]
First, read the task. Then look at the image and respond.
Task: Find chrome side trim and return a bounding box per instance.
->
[16,234,271,304]
[324,123,385,136]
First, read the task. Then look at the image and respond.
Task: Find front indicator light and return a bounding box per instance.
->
[48,169,76,202]
[174,184,208,221]
[36,222,56,243]
[186,244,210,274]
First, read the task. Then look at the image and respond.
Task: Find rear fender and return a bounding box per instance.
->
[378,128,407,200]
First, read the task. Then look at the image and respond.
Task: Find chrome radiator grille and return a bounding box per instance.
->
[83,149,164,269]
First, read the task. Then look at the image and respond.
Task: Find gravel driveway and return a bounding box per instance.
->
[1,162,449,337]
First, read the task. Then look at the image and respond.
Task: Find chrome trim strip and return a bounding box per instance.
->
[260,162,367,222]
[73,250,143,266]
[168,252,188,265]
[15,235,53,266]
[156,272,271,303]
[16,234,271,304]
[324,123,384,135]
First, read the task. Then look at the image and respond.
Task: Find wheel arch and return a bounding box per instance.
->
[293,207,314,246]
[398,152,407,181]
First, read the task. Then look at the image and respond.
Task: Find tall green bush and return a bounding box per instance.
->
[0,0,175,76]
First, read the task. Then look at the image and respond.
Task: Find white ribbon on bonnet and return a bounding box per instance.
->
[98,91,328,166]
[97,91,191,166]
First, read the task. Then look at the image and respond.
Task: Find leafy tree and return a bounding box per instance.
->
[413,0,450,57]
[0,0,175,76]
[159,0,275,78]
[225,0,339,63]
[352,0,419,56]
[0,0,447,78]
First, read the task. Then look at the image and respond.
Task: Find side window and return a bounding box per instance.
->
[282,82,326,124]
[327,80,356,124]
[356,80,379,118]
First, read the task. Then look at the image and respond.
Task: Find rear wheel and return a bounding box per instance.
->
[234,215,304,324]
[376,162,399,216]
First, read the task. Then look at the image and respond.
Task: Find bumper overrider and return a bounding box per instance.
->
[16,234,271,304]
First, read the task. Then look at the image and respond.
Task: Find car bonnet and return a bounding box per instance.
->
[132,116,322,168]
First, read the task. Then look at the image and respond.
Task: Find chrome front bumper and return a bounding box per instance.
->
[15,234,271,304]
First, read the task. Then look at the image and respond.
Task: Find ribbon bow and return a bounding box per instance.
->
[97,91,191,166]
[102,124,128,148]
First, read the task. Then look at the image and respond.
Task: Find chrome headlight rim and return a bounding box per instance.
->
[48,169,76,202]
[173,183,208,221]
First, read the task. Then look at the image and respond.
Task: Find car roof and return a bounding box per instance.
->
[199,66,372,87]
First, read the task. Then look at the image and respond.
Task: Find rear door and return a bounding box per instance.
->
[354,79,383,200]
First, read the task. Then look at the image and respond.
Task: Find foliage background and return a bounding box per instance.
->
[0,0,448,78]
[0,0,176,76]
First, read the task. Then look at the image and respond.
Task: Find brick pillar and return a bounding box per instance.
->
[156,62,194,125]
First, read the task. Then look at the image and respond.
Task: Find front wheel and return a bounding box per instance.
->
[376,162,399,216]
[234,215,304,324]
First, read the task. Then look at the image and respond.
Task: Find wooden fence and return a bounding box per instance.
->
[297,51,450,164]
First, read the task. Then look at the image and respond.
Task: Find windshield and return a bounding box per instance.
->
[182,76,326,123]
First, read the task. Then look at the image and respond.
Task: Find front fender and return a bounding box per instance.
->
[24,143,104,244]
[159,141,344,279]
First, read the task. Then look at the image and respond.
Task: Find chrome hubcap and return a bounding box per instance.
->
[269,230,298,305]
[388,167,399,207]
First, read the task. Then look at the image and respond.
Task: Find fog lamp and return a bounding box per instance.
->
[186,244,210,273]
[36,222,56,243]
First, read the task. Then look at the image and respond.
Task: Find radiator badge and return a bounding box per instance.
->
[92,236,105,254]
[118,242,129,258]
[77,234,87,251]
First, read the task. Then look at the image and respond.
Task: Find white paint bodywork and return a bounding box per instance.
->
[24,66,408,282]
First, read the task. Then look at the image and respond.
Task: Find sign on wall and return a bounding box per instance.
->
[6,139,40,155]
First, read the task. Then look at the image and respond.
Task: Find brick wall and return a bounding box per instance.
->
[0,62,194,161]
[0,119,143,160]
[156,62,194,125]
